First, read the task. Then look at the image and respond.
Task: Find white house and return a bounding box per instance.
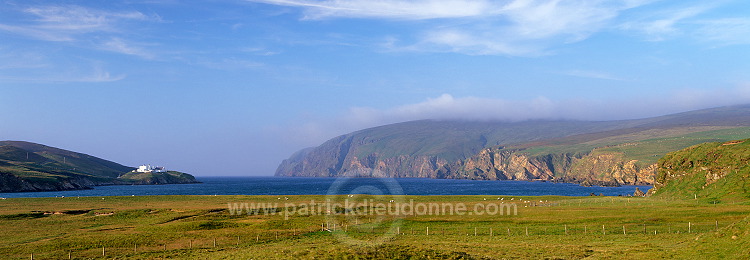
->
[135,164,166,173]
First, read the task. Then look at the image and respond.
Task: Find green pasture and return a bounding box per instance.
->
[1,195,749,259]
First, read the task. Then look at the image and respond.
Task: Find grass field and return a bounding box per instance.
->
[520,126,750,161]
[1,194,749,259]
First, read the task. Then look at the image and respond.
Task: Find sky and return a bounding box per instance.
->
[1,0,749,176]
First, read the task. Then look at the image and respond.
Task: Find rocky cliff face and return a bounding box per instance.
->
[275,119,651,179]
[277,105,750,185]
[0,172,97,192]
[275,133,453,178]
[277,144,658,186]
[566,152,656,186]
[433,148,655,186]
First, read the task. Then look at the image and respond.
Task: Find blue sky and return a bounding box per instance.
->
[1,0,749,176]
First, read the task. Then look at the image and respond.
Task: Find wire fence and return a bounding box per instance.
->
[18,220,726,259]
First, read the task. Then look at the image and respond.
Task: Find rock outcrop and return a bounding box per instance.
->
[0,172,95,192]
[278,144,658,186]
[276,105,750,186]
[649,139,750,199]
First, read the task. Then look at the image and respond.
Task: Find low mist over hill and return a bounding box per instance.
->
[277,105,750,186]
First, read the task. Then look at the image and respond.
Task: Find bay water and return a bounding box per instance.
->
[0,177,651,198]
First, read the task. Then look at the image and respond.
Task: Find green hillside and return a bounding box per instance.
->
[277,105,750,185]
[0,141,198,192]
[347,119,632,162]
[651,138,750,202]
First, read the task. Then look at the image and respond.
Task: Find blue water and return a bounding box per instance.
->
[0,177,651,198]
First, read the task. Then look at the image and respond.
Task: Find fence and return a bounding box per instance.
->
[20,220,725,259]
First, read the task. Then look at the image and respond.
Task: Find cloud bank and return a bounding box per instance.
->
[276,84,750,149]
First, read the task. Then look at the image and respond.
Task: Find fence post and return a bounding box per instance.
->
[525,226,529,236]
[427,226,429,236]
[716,221,718,231]
[103,246,106,257]
[623,225,626,235]
[602,225,606,235]
[564,225,567,235]
[688,222,691,233]
[474,227,477,236]
[490,228,493,237]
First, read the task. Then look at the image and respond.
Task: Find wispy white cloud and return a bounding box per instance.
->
[100,38,155,59]
[197,57,265,70]
[0,5,149,41]
[694,18,750,46]
[0,69,125,83]
[619,4,713,41]
[249,0,494,20]
[619,2,750,46]
[78,66,127,82]
[559,70,628,81]
[0,49,49,69]
[0,57,125,83]
[0,5,158,57]
[249,0,654,56]
[251,0,750,55]
[241,47,282,56]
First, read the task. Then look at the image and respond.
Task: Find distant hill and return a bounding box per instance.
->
[650,139,750,202]
[276,105,750,186]
[0,141,198,193]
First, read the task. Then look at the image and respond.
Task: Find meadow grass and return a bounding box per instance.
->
[1,195,748,259]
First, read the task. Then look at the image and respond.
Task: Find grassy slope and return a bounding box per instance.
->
[348,120,630,161]
[515,127,750,158]
[352,104,750,161]
[0,141,198,190]
[0,141,134,178]
[1,195,748,259]
[652,138,750,202]
[0,141,134,183]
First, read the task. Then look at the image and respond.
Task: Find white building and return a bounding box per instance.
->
[136,164,166,173]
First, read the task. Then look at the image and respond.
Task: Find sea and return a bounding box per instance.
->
[0,177,652,198]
